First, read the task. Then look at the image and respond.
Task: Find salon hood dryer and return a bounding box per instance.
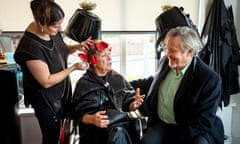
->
[64,9,101,42]
[155,6,198,50]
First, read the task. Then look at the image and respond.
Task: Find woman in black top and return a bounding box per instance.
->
[14,0,94,143]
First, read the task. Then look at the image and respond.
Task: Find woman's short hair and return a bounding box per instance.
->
[30,0,64,26]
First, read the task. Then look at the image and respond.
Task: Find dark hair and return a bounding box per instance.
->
[30,0,65,26]
[87,44,97,61]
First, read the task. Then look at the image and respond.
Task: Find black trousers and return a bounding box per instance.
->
[32,92,61,144]
[141,120,209,144]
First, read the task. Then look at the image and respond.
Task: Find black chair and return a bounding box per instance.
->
[0,69,21,144]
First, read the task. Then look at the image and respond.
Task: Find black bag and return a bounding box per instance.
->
[106,109,130,126]
[106,108,148,140]
[128,110,148,139]
[133,116,148,139]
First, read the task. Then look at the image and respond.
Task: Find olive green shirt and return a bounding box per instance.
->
[157,64,190,124]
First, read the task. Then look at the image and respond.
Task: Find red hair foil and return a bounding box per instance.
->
[78,41,110,65]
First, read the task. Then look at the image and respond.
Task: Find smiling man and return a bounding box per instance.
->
[131,26,224,144]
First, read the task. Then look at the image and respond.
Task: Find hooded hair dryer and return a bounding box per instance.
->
[64,7,101,42]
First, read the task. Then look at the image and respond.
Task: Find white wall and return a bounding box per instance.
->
[0,0,32,31]
[0,0,238,40]
[0,0,199,31]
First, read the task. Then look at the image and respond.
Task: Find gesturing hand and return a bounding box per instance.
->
[130,88,145,111]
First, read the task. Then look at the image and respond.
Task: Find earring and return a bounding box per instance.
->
[41,27,44,33]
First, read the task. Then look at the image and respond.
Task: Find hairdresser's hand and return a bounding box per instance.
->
[68,37,94,54]
[71,62,89,71]
[129,88,145,111]
[78,36,94,52]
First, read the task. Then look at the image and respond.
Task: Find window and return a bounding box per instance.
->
[66,31,156,89]
[102,31,156,80]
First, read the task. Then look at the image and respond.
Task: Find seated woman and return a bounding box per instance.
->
[71,40,145,144]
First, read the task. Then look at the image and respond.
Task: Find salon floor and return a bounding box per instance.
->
[232,136,240,144]
[18,108,42,144]
[18,107,240,144]
[224,136,240,144]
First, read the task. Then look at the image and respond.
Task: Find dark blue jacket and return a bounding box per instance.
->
[132,56,224,144]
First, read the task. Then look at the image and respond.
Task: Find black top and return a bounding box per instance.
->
[14,31,72,116]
